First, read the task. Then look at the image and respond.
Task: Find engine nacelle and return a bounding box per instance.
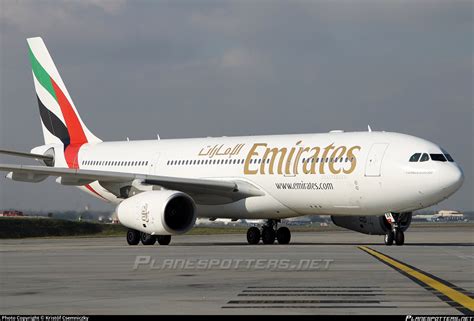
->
[331,213,412,235]
[117,190,196,235]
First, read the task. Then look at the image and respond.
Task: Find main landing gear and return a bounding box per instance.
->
[246,219,291,245]
[126,229,172,246]
[383,213,405,246]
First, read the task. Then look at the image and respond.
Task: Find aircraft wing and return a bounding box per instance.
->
[0,164,264,205]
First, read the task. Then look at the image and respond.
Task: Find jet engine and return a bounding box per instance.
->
[117,190,196,235]
[330,213,412,235]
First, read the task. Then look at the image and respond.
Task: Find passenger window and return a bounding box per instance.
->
[420,153,429,162]
[430,154,447,162]
[409,153,421,162]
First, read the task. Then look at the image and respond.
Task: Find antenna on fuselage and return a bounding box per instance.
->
[367,125,372,132]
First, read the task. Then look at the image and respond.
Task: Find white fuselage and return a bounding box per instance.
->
[57,131,463,219]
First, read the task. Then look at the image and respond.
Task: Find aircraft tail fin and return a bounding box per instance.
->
[27,37,101,149]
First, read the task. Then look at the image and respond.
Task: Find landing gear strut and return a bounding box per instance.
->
[246,220,291,245]
[384,213,405,246]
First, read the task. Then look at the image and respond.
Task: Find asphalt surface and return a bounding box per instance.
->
[0,225,473,314]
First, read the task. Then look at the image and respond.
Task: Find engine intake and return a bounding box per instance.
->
[164,195,195,231]
[117,190,196,235]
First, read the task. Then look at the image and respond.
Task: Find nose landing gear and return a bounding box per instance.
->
[384,213,405,246]
[384,231,394,246]
[246,219,291,245]
[394,229,405,246]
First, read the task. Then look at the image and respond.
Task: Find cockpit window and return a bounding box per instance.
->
[420,153,430,162]
[444,154,454,162]
[430,154,447,162]
[409,153,421,162]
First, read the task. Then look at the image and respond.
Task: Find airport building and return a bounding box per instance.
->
[413,210,465,222]
[0,210,24,217]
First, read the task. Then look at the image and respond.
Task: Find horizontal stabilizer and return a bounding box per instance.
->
[0,149,53,161]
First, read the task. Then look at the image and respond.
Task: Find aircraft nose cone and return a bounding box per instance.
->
[439,165,464,195]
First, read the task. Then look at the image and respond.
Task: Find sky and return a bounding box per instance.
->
[0,0,472,212]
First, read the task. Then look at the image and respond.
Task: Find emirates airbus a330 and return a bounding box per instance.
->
[0,38,464,246]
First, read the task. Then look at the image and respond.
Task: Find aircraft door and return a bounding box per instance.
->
[364,143,389,177]
[148,152,161,175]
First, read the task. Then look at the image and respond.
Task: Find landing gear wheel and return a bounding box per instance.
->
[384,231,394,246]
[276,227,291,244]
[126,229,140,245]
[247,227,261,245]
[394,230,405,246]
[140,232,156,245]
[157,235,171,245]
[261,226,276,245]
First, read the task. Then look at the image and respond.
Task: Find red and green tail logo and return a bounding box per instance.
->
[28,38,96,169]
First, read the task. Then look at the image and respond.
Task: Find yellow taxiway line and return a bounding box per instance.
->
[359,246,474,314]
